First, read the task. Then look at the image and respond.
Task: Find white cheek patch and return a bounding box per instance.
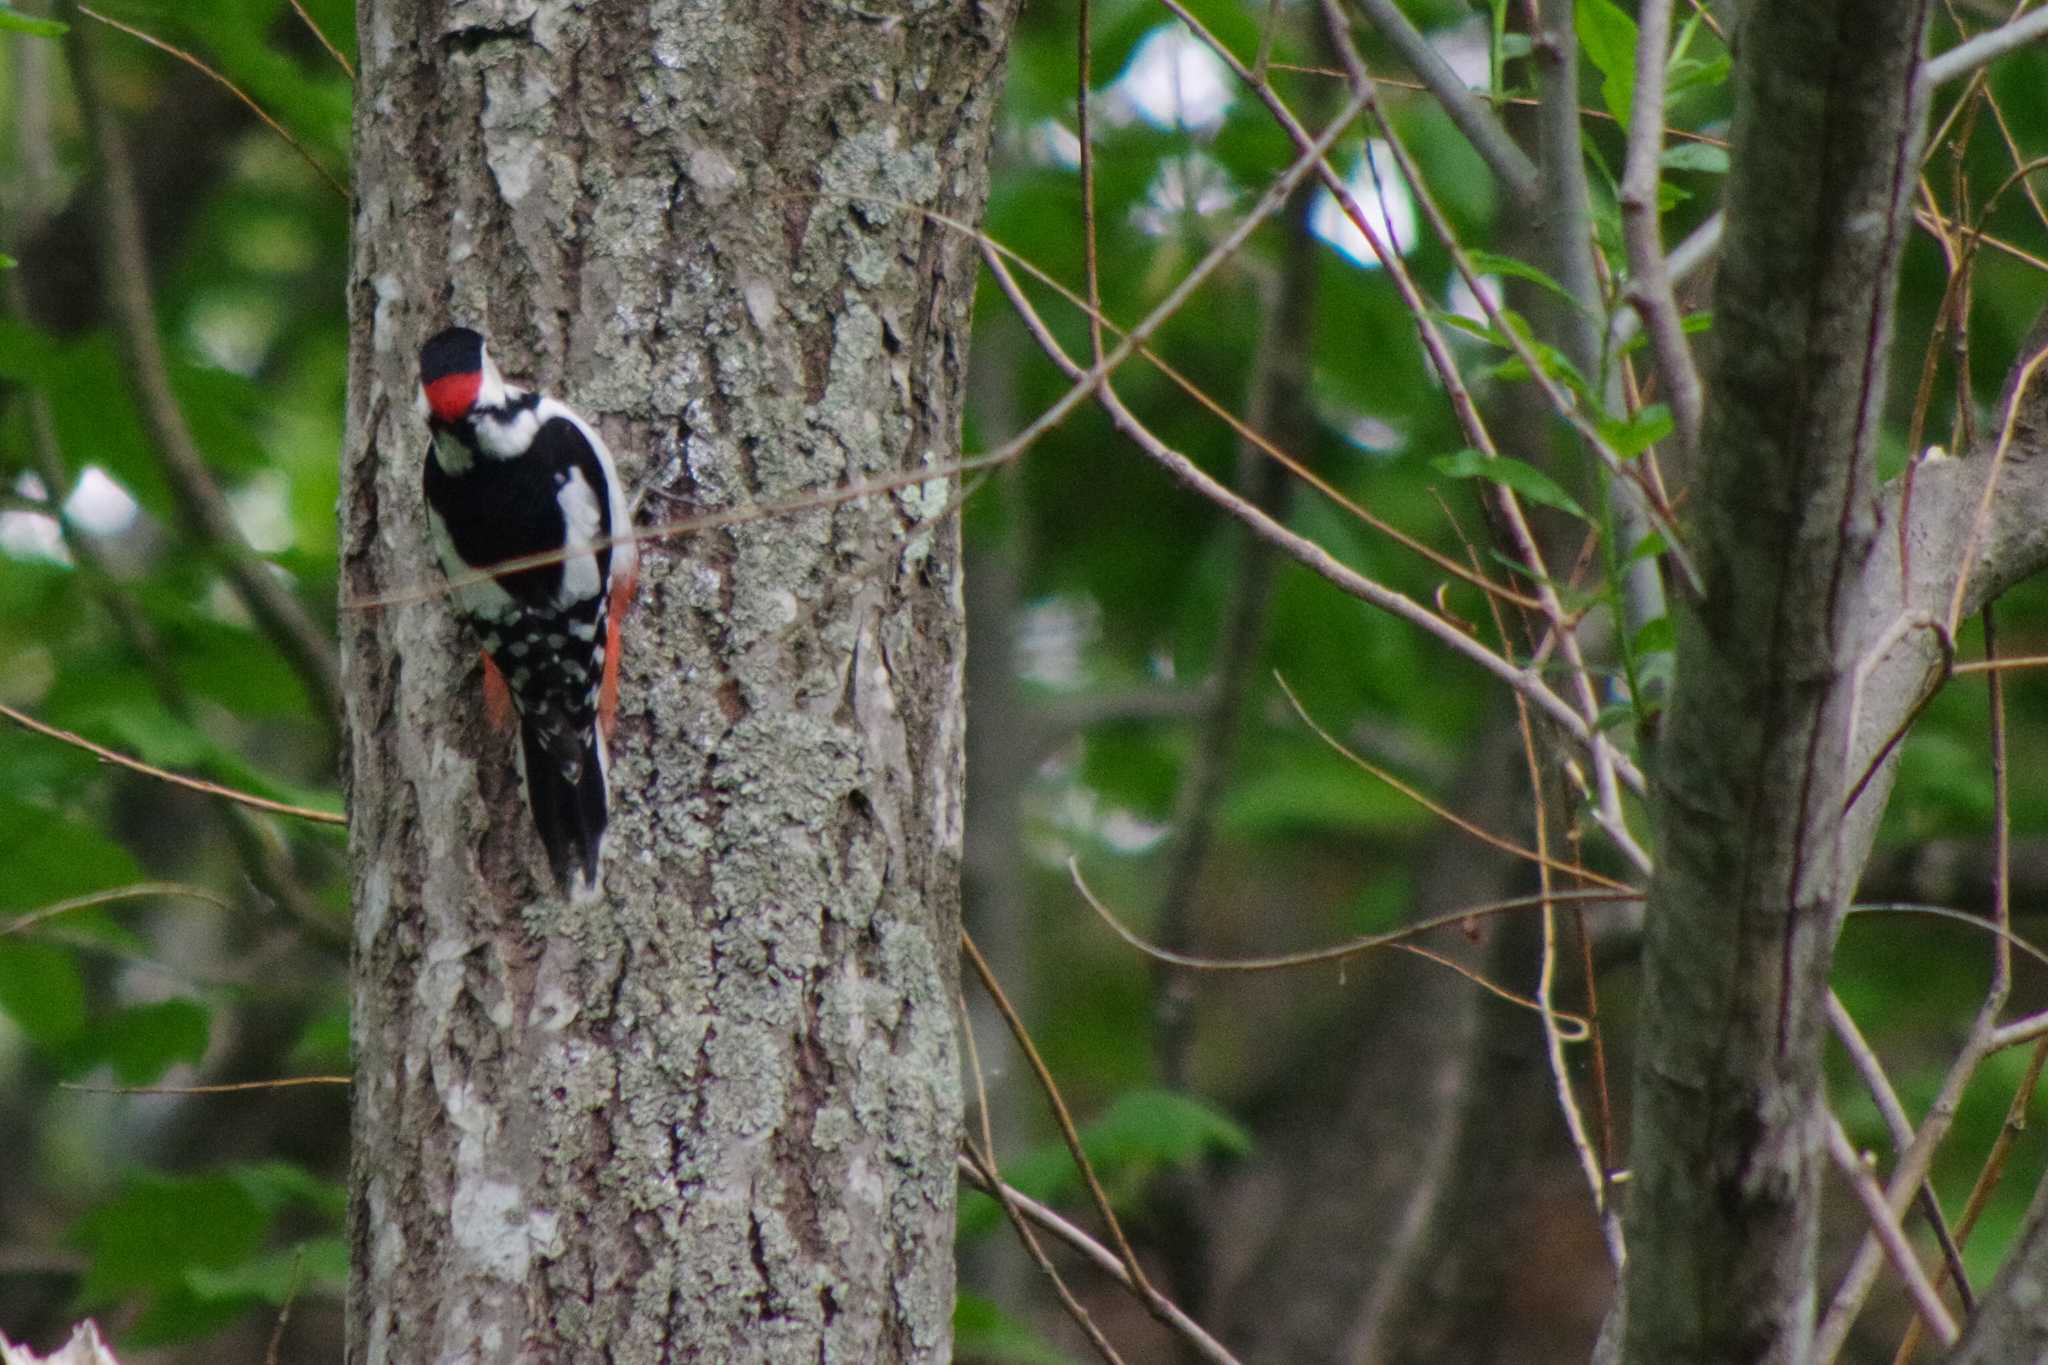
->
[477,352,512,408]
[476,407,540,459]
[555,467,604,606]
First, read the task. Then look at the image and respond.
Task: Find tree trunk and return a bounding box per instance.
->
[1618,2,1931,1361]
[338,2,1015,1359]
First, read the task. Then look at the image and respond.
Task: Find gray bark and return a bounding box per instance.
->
[338,2,1015,1361]
[1618,2,1932,1361]
[1948,1171,2048,1363]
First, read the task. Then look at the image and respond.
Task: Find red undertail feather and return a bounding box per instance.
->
[598,559,638,743]
[480,652,519,735]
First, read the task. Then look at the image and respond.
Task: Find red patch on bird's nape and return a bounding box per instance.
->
[424,371,483,423]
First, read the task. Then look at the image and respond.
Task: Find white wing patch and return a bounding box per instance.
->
[534,398,635,588]
[554,466,605,606]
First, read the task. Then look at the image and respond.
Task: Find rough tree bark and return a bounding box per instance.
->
[338,2,1016,1360]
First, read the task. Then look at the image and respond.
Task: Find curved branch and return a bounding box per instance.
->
[1339,0,1541,205]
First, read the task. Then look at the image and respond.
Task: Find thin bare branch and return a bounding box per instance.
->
[75,5,348,199]
[1618,0,1706,458]
[1077,0,1103,367]
[1070,857,1621,1037]
[1338,0,1541,203]
[1826,992,1974,1306]
[960,930,1157,1301]
[61,1075,350,1095]
[1945,341,2048,634]
[961,1139,1130,1365]
[956,1154,1245,1365]
[1923,5,2048,87]
[977,234,1650,799]
[1311,0,1673,849]
[284,0,352,77]
[982,248,1541,611]
[1891,1032,2048,1360]
[1826,1116,1960,1347]
[1515,671,1625,1265]
[1958,651,2048,673]
[1813,993,2007,1364]
[0,700,346,825]
[1986,1008,2048,1051]
[1987,607,2014,994]
[1276,672,1633,890]
[1611,210,1723,348]
[5,882,233,936]
[1848,902,2048,971]
[1311,0,1700,610]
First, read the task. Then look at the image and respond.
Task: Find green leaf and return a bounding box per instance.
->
[71,1172,269,1303]
[1433,310,1509,347]
[289,999,351,1069]
[127,1283,252,1348]
[1222,755,1430,836]
[1660,141,1730,174]
[1084,1088,1253,1168]
[1576,0,1638,129]
[185,1237,347,1303]
[1667,53,1731,97]
[960,1090,1251,1238]
[0,800,147,914]
[0,939,87,1048]
[1431,449,1588,520]
[953,1293,1074,1365]
[1464,249,1587,312]
[1631,616,1675,654]
[0,252,15,269]
[1434,305,1597,402]
[1597,403,1674,459]
[66,999,212,1085]
[0,4,67,36]
[228,1160,348,1221]
[1625,528,1668,563]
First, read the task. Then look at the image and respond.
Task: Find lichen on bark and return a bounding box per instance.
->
[340,2,1016,1359]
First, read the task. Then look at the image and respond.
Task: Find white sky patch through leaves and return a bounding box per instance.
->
[1311,142,1418,268]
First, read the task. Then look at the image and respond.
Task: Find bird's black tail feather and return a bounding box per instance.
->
[519,723,608,902]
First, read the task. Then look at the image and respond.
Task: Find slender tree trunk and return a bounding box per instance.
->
[1619,2,1930,1361]
[339,3,1015,1359]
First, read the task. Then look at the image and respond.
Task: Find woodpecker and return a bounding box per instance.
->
[417,326,636,901]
